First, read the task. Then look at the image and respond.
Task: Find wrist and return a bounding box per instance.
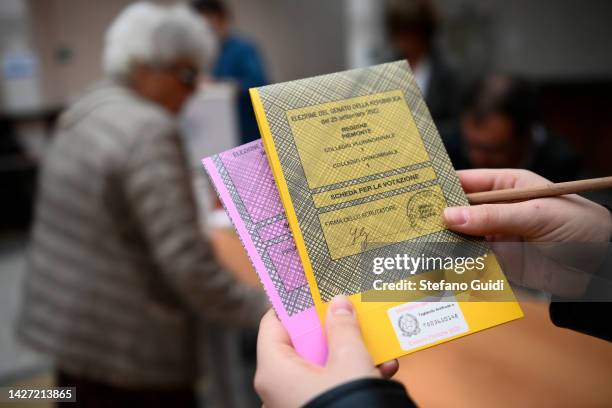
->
[304,378,413,408]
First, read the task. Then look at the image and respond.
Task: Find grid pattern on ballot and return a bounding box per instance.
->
[256,61,486,302]
[211,142,314,316]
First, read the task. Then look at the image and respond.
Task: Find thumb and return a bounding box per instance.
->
[325,295,373,368]
[444,203,536,237]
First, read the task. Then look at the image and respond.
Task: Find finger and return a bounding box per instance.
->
[456,169,523,193]
[257,309,299,365]
[443,202,541,237]
[378,360,399,379]
[325,295,372,366]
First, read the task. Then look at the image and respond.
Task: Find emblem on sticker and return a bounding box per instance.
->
[397,313,420,337]
[387,298,469,350]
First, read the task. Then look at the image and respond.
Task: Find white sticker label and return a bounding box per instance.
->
[387,300,469,350]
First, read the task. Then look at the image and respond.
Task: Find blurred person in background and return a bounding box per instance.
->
[455,75,583,182]
[385,0,460,137]
[191,0,268,145]
[16,3,267,407]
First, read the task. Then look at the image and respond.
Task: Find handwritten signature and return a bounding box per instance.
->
[349,226,369,246]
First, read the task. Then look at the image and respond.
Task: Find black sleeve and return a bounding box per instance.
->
[549,302,612,342]
[303,378,416,408]
[549,204,612,342]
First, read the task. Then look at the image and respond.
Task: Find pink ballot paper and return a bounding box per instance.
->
[203,140,327,364]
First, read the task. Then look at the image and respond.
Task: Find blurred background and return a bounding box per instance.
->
[0,0,611,407]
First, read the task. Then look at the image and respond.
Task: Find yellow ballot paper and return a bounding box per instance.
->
[250,60,523,364]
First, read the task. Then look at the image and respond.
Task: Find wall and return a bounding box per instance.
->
[18,0,612,107]
[226,0,346,82]
[28,0,132,106]
[25,0,347,106]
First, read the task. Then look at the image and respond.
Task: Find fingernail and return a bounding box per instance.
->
[444,207,468,226]
[330,295,354,316]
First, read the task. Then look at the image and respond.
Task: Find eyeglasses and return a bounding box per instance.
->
[172,66,200,90]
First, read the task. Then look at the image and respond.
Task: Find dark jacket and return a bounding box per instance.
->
[213,34,268,144]
[424,53,460,133]
[304,378,414,408]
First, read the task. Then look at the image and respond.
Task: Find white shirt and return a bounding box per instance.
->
[413,58,432,97]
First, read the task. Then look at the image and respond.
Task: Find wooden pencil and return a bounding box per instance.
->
[466,176,612,205]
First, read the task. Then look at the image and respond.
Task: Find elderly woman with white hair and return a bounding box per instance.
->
[16,2,267,406]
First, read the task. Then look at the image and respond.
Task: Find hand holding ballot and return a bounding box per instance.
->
[445,169,612,298]
[444,169,612,243]
[255,168,612,408]
[255,296,403,408]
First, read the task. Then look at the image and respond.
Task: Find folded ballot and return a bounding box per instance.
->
[203,141,327,364]
[250,60,523,364]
